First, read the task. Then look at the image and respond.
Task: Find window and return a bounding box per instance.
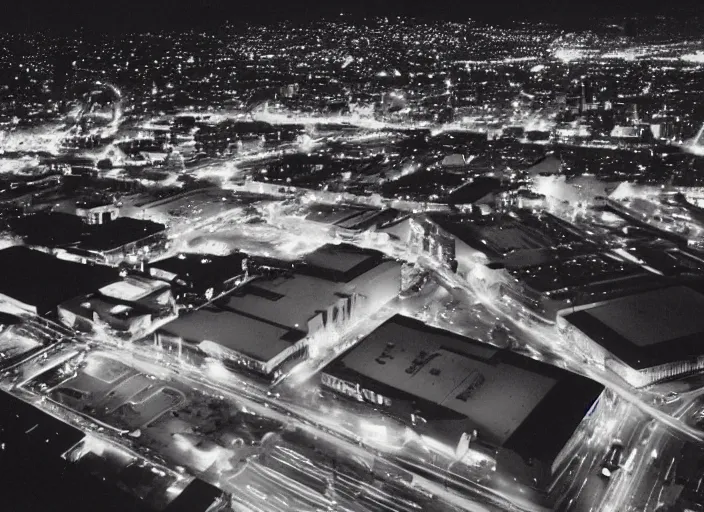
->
[322,373,358,399]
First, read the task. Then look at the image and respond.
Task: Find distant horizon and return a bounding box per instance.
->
[3,0,703,33]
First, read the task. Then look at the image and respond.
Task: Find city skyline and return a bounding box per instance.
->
[1,7,704,512]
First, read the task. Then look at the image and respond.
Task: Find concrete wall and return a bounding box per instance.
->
[350,260,402,315]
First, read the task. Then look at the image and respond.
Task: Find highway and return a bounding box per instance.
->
[598,391,704,512]
[551,395,648,512]
[103,344,537,512]
[0,303,549,512]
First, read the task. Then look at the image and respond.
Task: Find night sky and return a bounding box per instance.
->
[3,0,702,32]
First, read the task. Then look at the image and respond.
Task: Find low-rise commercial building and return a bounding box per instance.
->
[0,246,118,316]
[428,211,663,320]
[558,285,704,386]
[63,217,168,265]
[320,315,603,489]
[155,244,401,377]
[75,196,120,225]
[58,276,176,340]
[147,252,250,305]
[496,251,658,319]
[303,204,401,240]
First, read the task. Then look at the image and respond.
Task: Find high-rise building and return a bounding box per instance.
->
[579,78,593,114]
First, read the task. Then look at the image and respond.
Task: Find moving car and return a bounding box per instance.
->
[600,441,625,478]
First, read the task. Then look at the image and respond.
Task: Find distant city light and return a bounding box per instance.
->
[1,14,704,512]
[681,51,704,64]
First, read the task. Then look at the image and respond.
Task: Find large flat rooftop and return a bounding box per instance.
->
[98,276,169,302]
[159,304,303,362]
[304,204,373,226]
[299,243,386,282]
[226,274,350,331]
[0,390,84,458]
[431,210,588,260]
[324,315,602,463]
[76,217,166,252]
[160,244,398,365]
[0,246,119,314]
[509,252,645,293]
[149,252,248,286]
[565,285,704,369]
[232,255,397,329]
[304,204,399,232]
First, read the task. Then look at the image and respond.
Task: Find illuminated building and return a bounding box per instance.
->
[531,174,620,205]
[302,204,402,241]
[579,78,594,114]
[526,154,562,176]
[558,285,704,387]
[155,244,401,378]
[58,276,176,340]
[75,195,120,225]
[408,215,459,271]
[554,124,592,141]
[610,124,650,141]
[319,315,603,490]
[440,154,467,168]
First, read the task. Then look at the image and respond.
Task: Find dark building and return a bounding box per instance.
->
[164,478,226,512]
[0,390,223,512]
[9,211,86,247]
[303,204,402,238]
[447,176,503,207]
[147,251,250,304]
[559,285,704,386]
[0,391,154,512]
[0,246,119,315]
[320,315,603,489]
[65,217,168,265]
